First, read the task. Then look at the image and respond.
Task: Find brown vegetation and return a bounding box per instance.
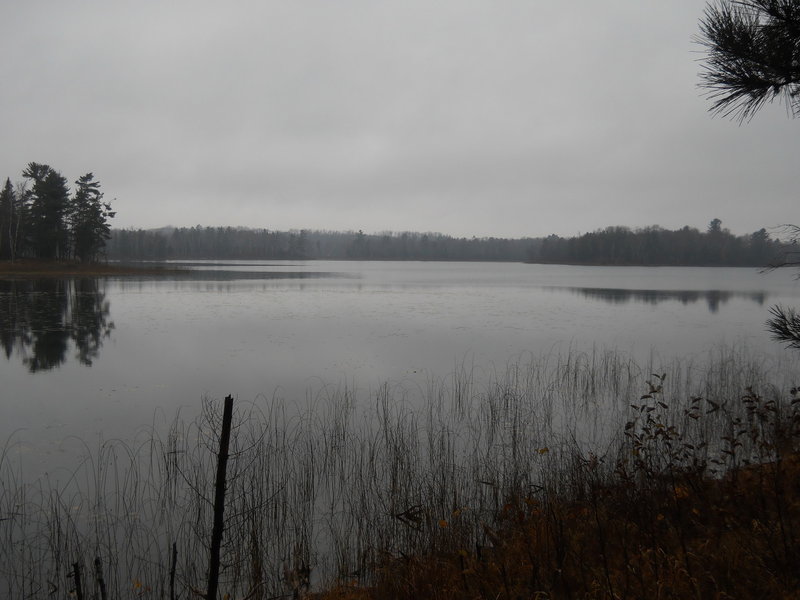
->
[3,352,799,599]
[312,383,800,600]
[312,454,800,600]
[0,258,182,278]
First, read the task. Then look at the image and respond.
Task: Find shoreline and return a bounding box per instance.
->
[0,259,186,278]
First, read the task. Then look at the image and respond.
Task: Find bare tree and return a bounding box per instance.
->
[9,181,30,263]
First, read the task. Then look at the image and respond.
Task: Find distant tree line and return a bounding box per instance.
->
[107,227,539,262]
[0,163,115,262]
[534,219,786,267]
[107,220,787,266]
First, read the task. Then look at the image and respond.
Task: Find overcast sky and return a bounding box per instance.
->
[0,1,796,238]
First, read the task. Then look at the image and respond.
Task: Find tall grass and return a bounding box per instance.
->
[1,346,797,598]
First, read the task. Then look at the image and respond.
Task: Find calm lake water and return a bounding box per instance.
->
[2,260,800,472]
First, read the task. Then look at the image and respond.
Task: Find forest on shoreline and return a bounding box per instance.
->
[1,163,114,263]
[106,218,791,267]
[2,158,787,269]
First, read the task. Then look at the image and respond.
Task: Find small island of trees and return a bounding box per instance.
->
[0,162,115,263]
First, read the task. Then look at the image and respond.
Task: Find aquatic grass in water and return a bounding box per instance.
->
[0,347,798,598]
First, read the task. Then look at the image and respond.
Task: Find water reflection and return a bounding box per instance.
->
[168,268,348,281]
[0,279,114,371]
[566,287,767,313]
[198,270,345,279]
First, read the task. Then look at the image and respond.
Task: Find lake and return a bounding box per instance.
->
[2,260,800,472]
[4,260,800,596]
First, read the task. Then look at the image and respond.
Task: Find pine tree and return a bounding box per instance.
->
[697,0,800,120]
[23,163,71,259]
[0,178,14,260]
[71,173,115,262]
[698,1,800,345]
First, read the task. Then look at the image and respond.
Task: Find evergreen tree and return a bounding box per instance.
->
[70,173,115,262]
[749,228,773,264]
[0,178,13,260]
[0,178,30,262]
[697,0,800,120]
[23,163,71,259]
[698,1,800,345]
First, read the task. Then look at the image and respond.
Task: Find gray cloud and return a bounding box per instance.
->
[1,1,796,238]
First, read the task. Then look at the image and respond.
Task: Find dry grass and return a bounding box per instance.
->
[2,349,799,599]
[315,379,800,600]
[331,453,800,600]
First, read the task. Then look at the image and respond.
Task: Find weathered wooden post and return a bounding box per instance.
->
[206,394,234,600]
[72,562,84,600]
[94,556,108,600]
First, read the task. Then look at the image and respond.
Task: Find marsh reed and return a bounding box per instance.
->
[1,346,798,598]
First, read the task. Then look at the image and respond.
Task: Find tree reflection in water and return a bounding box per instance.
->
[0,278,114,372]
[571,287,767,314]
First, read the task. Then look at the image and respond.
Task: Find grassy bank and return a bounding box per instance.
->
[0,259,183,278]
[320,385,800,599]
[1,349,798,598]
